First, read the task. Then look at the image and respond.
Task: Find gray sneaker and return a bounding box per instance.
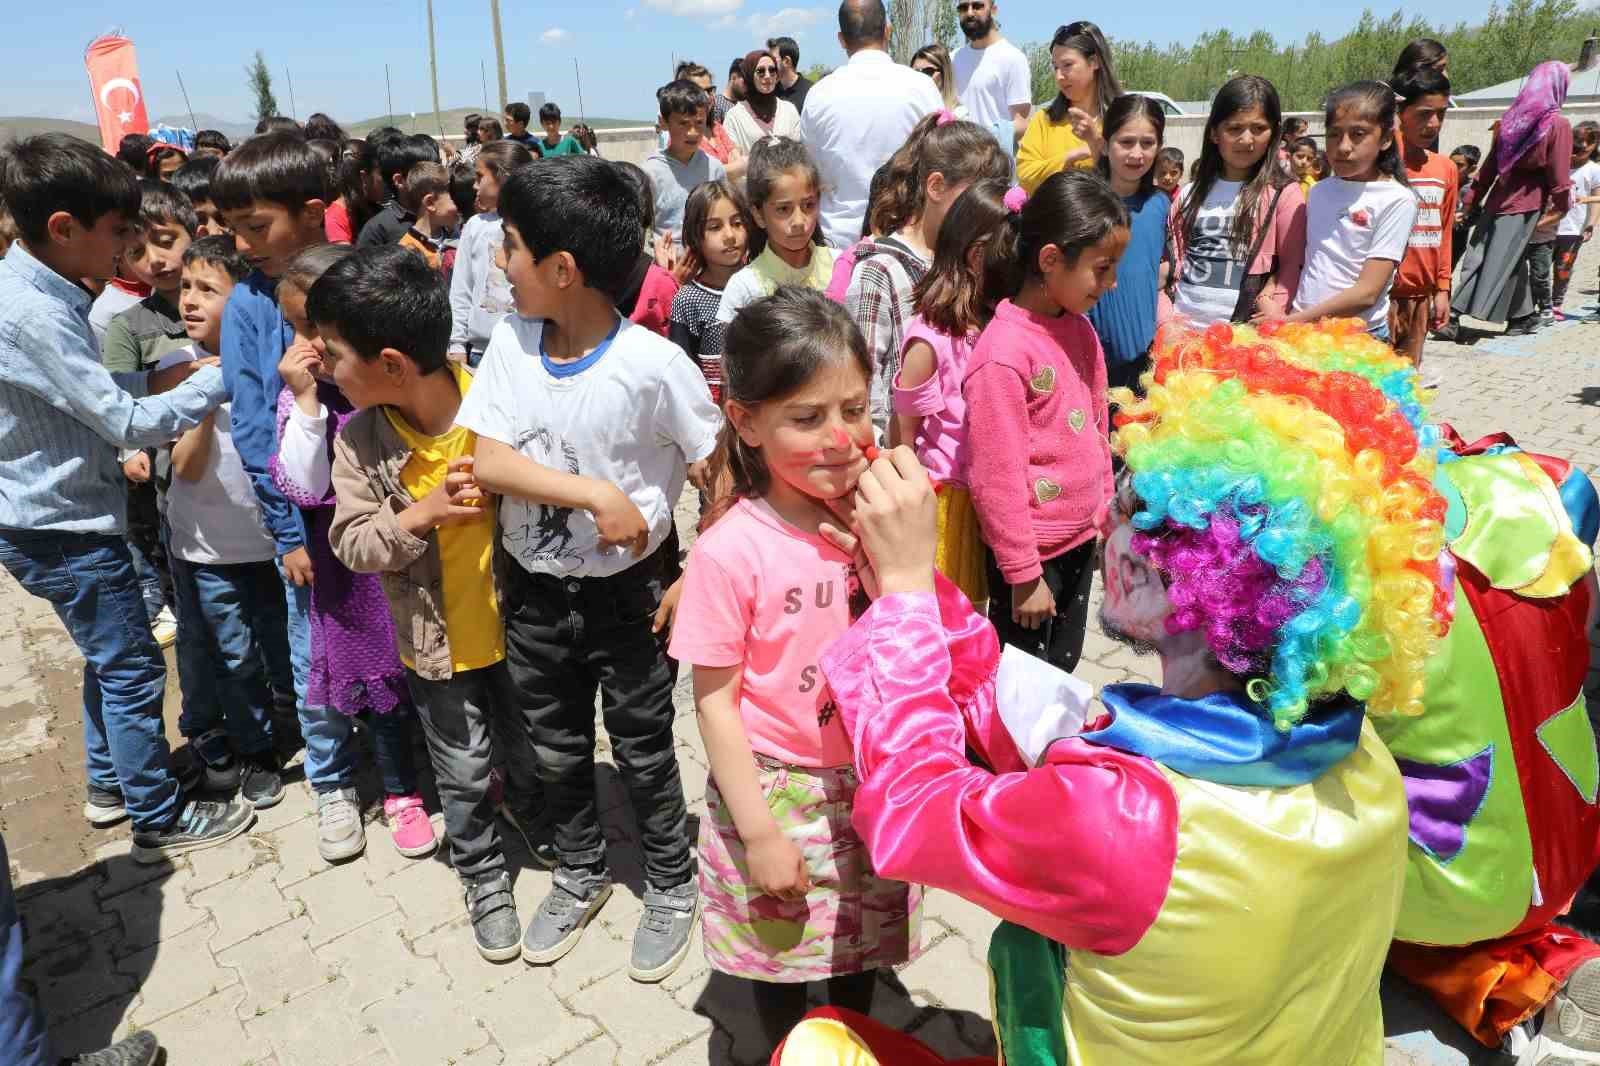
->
[316,787,366,862]
[130,798,255,864]
[521,867,612,965]
[70,1029,160,1066]
[629,878,698,983]
[465,870,521,962]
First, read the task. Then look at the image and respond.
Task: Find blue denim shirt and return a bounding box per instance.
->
[220,270,302,555]
[0,242,226,534]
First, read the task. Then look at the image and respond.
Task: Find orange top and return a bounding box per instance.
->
[1393,150,1458,298]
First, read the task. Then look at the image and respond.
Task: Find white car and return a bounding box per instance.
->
[1130,91,1186,115]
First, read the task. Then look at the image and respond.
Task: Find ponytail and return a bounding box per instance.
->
[868,113,1009,237]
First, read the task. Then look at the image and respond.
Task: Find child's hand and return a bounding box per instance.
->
[747,832,811,901]
[1012,577,1056,630]
[653,575,684,636]
[588,483,650,557]
[844,447,937,597]
[687,458,713,494]
[281,546,315,587]
[1430,290,1451,331]
[416,456,486,530]
[123,453,151,483]
[278,341,322,402]
[147,359,204,395]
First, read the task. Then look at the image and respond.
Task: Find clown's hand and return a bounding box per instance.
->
[838,447,937,598]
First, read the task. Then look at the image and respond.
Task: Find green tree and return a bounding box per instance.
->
[245,50,278,122]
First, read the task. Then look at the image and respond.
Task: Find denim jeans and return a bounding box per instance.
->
[277,558,360,793]
[0,529,179,830]
[169,555,290,757]
[405,661,542,877]
[126,478,168,623]
[367,707,419,798]
[985,539,1098,674]
[0,834,52,1066]
[502,542,692,886]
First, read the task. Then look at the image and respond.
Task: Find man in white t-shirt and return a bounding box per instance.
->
[799,0,944,247]
[951,0,1031,153]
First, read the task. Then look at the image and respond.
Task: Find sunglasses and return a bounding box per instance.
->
[913,64,939,77]
[754,66,778,76]
[1060,20,1096,37]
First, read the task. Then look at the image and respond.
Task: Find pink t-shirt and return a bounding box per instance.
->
[892,315,977,486]
[668,498,858,767]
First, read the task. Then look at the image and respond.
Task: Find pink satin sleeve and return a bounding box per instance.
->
[822,583,1179,955]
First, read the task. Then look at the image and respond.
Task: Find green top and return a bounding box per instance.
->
[537,135,585,158]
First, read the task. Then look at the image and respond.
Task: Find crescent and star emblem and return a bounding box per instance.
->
[99,76,141,124]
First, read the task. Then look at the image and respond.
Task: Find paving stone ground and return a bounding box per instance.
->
[4,255,1600,1064]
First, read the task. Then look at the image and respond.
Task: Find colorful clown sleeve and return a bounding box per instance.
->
[820,588,1179,954]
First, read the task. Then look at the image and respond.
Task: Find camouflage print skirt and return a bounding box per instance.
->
[698,757,923,981]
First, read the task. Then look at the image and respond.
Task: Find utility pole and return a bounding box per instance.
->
[426,0,443,136]
[481,60,490,111]
[385,63,394,128]
[490,0,508,110]
[284,66,298,119]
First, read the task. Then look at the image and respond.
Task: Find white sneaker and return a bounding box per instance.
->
[151,606,177,649]
[1517,957,1600,1064]
[316,787,366,862]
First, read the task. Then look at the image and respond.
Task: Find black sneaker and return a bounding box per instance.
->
[465,870,522,962]
[239,752,284,810]
[130,798,255,864]
[68,1028,160,1065]
[193,729,240,791]
[1506,314,1541,335]
[83,783,127,827]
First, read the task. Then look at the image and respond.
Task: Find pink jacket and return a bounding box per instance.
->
[629,263,680,337]
[962,300,1112,585]
[1166,179,1308,319]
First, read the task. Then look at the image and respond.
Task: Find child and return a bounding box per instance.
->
[456,155,720,981]
[613,162,681,336]
[357,133,440,248]
[1553,120,1600,316]
[1314,149,1332,182]
[270,245,437,862]
[194,129,232,158]
[669,287,922,1052]
[537,102,585,158]
[1170,75,1306,327]
[165,235,292,809]
[1284,81,1418,340]
[311,246,549,960]
[1449,144,1481,270]
[1090,94,1170,393]
[397,161,461,277]
[214,131,374,863]
[88,222,152,342]
[1153,145,1184,195]
[845,114,1008,432]
[892,177,1016,605]
[668,179,752,401]
[965,170,1126,671]
[640,79,726,251]
[0,133,252,858]
[702,138,835,373]
[448,140,534,367]
[503,102,538,149]
[172,155,228,237]
[1291,136,1320,196]
[1389,69,1457,368]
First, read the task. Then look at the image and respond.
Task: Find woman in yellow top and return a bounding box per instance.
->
[1016,21,1123,194]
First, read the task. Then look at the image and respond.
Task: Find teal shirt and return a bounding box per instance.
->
[537,135,584,158]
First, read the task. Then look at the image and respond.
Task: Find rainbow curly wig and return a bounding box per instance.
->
[1111,318,1450,730]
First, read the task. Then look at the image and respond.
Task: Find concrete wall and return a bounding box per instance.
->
[439,126,659,165]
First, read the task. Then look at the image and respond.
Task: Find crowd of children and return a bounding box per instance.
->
[3,22,1598,1064]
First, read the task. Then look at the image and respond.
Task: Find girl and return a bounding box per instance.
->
[447,139,534,366]
[724,51,802,155]
[702,138,834,367]
[845,114,1008,432]
[892,177,1018,605]
[1393,37,1449,80]
[1016,21,1121,194]
[966,170,1126,671]
[668,180,752,403]
[1390,68,1457,366]
[668,286,921,1054]
[1091,94,1170,393]
[614,161,681,336]
[910,43,965,118]
[270,245,436,861]
[1451,61,1572,334]
[1283,81,1418,341]
[327,139,383,244]
[1169,75,1306,327]
[1552,120,1600,317]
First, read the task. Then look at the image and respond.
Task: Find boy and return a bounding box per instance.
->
[1389,68,1456,368]
[357,133,441,249]
[172,154,229,237]
[314,246,548,960]
[536,103,584,158]
[639,80,725,250]
[1449,144,1481,271]
[1153,146,1183,195]
[164,235,291,810]
[397,161,461,276]
[503,102,538,149]
[213,131,370,861]
[0,133,253,859]
[457,156,719,981]
[194,129,232,158]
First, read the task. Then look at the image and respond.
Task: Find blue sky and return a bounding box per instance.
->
[9,0,1500,126]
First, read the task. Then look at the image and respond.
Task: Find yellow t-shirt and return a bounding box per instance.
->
[1015,107,1099,195]
[384,363,504,672]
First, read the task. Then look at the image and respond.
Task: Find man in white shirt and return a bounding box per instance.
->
[798,0,944,247]
[951,0,1031,153]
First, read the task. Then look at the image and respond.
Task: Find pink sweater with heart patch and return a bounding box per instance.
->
[962,299,1113,585]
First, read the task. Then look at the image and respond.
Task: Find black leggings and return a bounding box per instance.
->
[750,970,879,1051]
[986,539,1098,673]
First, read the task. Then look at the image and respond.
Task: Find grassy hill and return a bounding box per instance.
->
[0,116,102,143]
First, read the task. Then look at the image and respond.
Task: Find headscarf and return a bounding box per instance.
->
[1494,60,1571,172]
[742,50,778,125]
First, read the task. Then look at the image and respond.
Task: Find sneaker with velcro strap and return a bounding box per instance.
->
[465,870,522,962]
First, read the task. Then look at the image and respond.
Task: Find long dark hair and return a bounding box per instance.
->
[1325,80,1410,187]
[912,177,1019,337]
[336,139,383,235]
[1393,38,1447,79]
[1179,75,1289,259]
[1096,94,1166,197]
[1017,170,1130,282]
[745,137,823,251]
[683,179,754,275]
[870,114,1008,236]
[1044,21,1122,124]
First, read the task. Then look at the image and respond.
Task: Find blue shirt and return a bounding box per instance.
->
[0,242,225,534]
[220,270,302,555]
[1087,188,1169,365]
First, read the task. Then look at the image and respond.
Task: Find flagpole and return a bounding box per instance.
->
[480,60,490,111]
[574,59,586,124]
[284,66,298,120]
[386,64,394,128]
[175,69,198,132]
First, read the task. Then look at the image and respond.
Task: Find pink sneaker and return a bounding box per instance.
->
[383,794,438,858]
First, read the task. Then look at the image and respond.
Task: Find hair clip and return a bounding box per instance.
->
[1003,184,1029,213]
[935,109,957,127]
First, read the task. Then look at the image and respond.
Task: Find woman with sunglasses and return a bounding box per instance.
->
[1016,21,1122,194]
[725,49,804,155]
[910,44,966,119]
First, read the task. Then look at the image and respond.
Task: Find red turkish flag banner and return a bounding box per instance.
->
[84,35,150,153]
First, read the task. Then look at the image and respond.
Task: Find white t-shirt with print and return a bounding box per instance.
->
[1294,177,1418,332]
[952,39,1032,135]
[1560,160,1600,235]
[455,315,720,578]
[1172,180,1248,327]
